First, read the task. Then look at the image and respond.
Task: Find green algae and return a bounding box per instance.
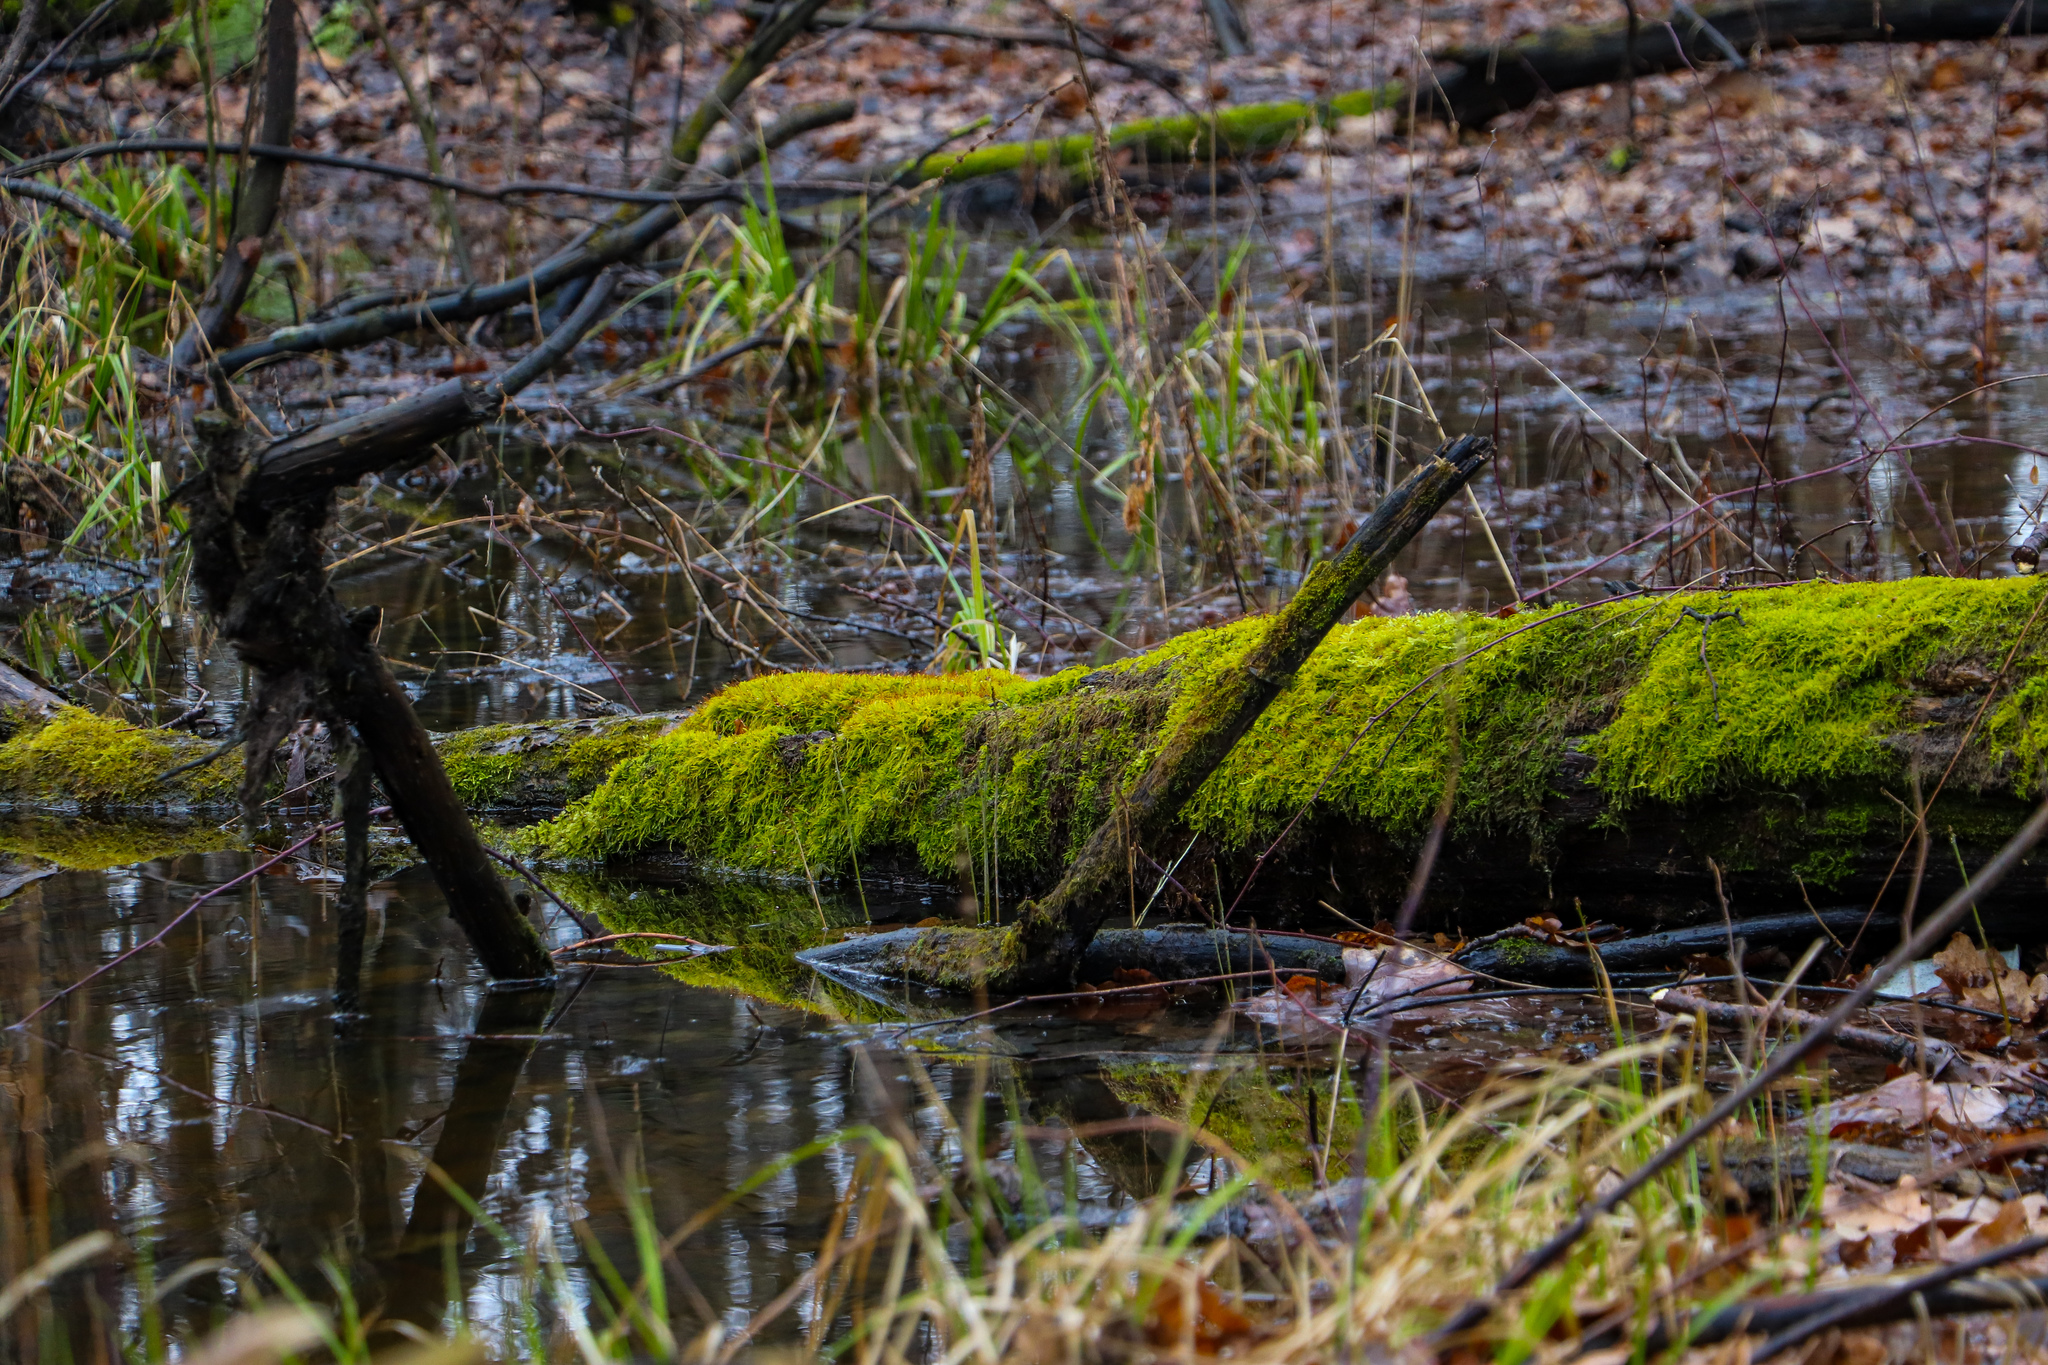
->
[0,707,241,809]
[520,579,2048,887]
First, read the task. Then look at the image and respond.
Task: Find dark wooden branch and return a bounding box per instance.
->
[248,379,493,501]
[656,0,837,182]
[994,435,1495,991]
[735,4,1182,86]
[242,269,616,504]
[0,0,48,101]
[172,0,298,368]
[0,176,132,238]
[1422,0,2037,127]
[5,137,857,206]
[203,100,849,375]
[1655,987,1958,1073]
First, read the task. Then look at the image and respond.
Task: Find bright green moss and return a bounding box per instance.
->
[916,84,1403,183]
[520,579,2048,881]
[438,725,529,805]
[0,707,240,808]
[1591,578,2048,804]
[434,713,671,810]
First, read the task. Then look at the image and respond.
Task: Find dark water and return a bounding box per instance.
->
[0,843,1616,1358]
[39,237,2048,732]
[4,234,2046,1356]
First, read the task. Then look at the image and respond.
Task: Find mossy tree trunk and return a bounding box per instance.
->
[981,435,1496,992]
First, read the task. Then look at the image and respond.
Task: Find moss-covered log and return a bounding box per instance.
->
[12,578,2048,944]
[844,0,2035,203]
[513,577,2048,939]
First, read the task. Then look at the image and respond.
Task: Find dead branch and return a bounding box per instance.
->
[1421,0,2038,128]
[1655,987,1962,1074]
[172,0,297,368]
[735,3,1182,86]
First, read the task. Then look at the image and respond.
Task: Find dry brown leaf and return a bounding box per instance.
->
[1826,1073,2009,1135]
[1931,932,2048,1022]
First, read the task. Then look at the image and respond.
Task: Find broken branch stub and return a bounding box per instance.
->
[877,434,1496,996]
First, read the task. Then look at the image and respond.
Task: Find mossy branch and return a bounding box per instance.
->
[989,434,1496,992]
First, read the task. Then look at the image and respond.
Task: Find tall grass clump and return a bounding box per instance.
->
[0,164,212,701]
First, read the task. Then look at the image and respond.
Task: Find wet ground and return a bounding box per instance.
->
[7,221,2048,1353]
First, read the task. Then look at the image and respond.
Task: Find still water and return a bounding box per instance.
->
[0,840,1603,1358]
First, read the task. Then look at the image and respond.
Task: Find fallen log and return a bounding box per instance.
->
[10,577,2048,953]
[1453,908,1892,983]
[1424,0,2038,129]
[829,0,2036,203]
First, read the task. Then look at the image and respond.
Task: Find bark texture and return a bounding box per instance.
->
[1423,0,2038,127]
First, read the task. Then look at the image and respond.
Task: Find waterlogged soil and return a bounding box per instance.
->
[0,841,1646,1348]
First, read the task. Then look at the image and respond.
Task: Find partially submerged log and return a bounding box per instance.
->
[798,925,1349,1001]
[11,577,2048,951]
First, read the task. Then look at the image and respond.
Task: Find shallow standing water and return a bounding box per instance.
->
[0,840,1623,1356]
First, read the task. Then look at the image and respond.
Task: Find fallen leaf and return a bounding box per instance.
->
[1932,932,2048,1022]
[1826,1073,2009,1135]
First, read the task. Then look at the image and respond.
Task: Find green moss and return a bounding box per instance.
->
[0,707,240,808]
[434,713,671,811]
[917,84,1404,183]
[518,579,2048,883]
[1590,578,2048,804]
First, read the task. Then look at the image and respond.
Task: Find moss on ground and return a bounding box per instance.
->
[0,707,241,809]
[522,579,2048,883]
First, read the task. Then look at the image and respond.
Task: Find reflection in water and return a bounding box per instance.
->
[0,844,1606,1358]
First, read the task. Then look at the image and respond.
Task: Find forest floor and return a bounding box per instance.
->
[20,0,2048,346]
